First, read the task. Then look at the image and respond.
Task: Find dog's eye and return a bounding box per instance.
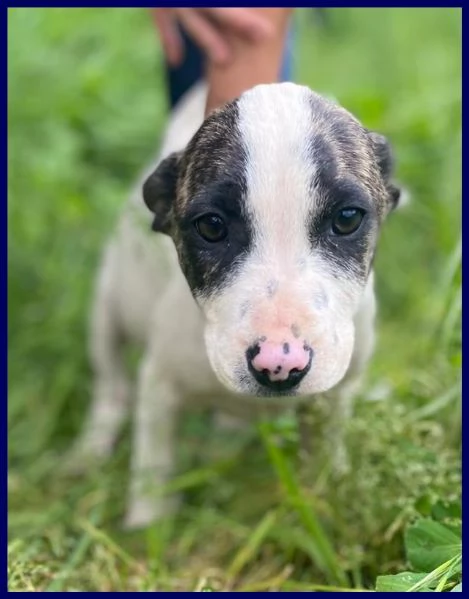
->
[195,214,228,243]
[331,207,365,236]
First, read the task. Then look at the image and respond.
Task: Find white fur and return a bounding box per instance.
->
[67,83,377,528]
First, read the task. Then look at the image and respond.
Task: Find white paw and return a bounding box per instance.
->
[123,495,181,530]
[60,439,111,476]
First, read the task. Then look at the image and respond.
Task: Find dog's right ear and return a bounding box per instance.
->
[368,131,401,213]
[143,152,182,234]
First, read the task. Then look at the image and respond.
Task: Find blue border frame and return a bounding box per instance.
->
[4,2,466,7]
[5,3,463,595]
[4,5,9,595]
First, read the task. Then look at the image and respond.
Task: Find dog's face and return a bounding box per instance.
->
[144,83,400,397]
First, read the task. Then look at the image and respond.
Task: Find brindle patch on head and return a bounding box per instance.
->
[303,95,393,283]
[169,100,253,298]
[307,95,390,213]
[177,102,247,210]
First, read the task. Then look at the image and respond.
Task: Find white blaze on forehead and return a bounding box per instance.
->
[237,83,319,265]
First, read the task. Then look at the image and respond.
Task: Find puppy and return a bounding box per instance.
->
[68,82,400,528]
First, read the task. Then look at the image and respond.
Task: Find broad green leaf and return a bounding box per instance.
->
[376,572,431,592]
[405,519,461,572]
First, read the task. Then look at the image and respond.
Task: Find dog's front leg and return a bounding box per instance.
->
[124,353,181,530]
[62,260,131,474]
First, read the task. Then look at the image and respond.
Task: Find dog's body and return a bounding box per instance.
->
[68,82,400,528]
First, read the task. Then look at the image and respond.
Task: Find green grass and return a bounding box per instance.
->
[8,7,461,592]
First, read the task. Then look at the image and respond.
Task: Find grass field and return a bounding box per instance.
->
[8,8,461,592]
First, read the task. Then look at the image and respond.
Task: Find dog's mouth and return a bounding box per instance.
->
[251,384,300,398]
[233,369,301,398]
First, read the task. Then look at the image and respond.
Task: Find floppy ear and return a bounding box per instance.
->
[142,152,182,234]
[368,132,401,211]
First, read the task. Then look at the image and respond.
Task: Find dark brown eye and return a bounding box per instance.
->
[195,214,228,243]
[332,207,365,236]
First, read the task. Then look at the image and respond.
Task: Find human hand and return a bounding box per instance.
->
[151,8,274,67]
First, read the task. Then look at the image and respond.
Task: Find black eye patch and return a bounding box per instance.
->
[312,179,374,231]
[175,179,253,298]
[309,179,377,280]
[180,179,250,246]
[182,180,247,223]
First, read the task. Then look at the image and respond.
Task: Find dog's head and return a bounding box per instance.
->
[143,83,400,397]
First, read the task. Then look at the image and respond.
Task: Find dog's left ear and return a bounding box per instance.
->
[368,132,401,212]
[143,151,182,234]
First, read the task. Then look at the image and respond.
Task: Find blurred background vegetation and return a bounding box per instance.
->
[8,8,461,592]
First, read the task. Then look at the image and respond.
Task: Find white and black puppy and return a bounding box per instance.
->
[68,82,400,528]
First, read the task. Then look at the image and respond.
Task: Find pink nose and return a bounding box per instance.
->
[246,339,313,391]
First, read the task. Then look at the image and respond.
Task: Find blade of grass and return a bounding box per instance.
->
[45,506,103,592]
[405,382,461,422]
[282,580,372,592]
[234,565,294,592]
[406,553,462,592]
[258,421,347,586]
[226,509,278,581]
[77,518,143,572]
[163,458,236,494]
